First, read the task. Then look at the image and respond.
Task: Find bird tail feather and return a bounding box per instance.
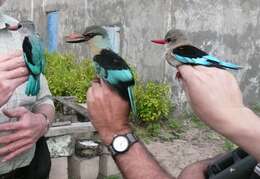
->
[219,61,242,70]
[127,86,137,117]
[205,55,242,70]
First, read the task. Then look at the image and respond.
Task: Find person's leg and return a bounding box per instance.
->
[13,166,30,179]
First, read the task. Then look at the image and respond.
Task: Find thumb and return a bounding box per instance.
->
[177,65,198,84]
[3,107,28,118]
[100,79,112,91]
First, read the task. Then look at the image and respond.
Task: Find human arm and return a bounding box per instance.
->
[87,80,173,179]
[0,75,55,162]
[178,158,213,179]
[177,65,260,161]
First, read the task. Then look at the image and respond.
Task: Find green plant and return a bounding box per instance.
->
[167,118,183,135]
[134,82,172,122]
[223,139,237,151]
[45,52,95,103]
[188,113,206,129]
[146,123,161,137]
[104,175,122,179]
[252,102,260,113]
[45,52,173,122]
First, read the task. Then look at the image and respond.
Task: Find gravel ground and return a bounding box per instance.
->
[146,126,227,177]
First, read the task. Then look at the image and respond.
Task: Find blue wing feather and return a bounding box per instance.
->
[107,69,133,85]
[172,45,241,70]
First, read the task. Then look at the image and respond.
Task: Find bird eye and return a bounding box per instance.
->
[84,33,96,39]
[166,38,171,42]
[171,38,177,43]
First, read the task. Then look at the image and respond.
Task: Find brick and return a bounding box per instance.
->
[99,146,120,177]
[69,154,99,179]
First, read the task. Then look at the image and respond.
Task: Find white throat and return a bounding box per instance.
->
[88,35,111,56]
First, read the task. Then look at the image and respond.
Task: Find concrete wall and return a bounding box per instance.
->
[2,0,260,108]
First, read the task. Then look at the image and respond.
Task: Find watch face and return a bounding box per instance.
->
[112,136,129,152]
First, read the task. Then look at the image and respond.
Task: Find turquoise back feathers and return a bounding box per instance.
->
[93,49,137,115]
[22,34,45,96]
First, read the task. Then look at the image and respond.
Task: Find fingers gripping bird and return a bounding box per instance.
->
[152,29,241,70]
[65,25,136,115]
[22,34,45,96]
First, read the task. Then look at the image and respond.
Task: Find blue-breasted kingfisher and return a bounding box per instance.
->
[65,25,136,115]
[151,29,241,70]
[22,34,45,96]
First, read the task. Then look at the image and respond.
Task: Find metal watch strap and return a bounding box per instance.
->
[254,163,260,176]
[126,133,138,144]
[108,132,138,156]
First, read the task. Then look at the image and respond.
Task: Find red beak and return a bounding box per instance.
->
[151,39,167,45]
[6,23,22,31]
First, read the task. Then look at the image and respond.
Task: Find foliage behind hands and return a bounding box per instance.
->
[45,52,173,122]
[45,53,95,103]
[134,81,172,122]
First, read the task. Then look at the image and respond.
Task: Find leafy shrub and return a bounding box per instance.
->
[134,82,172,122]
[44,52,173,122]
[252,102,260,113]
[45,52,95,103]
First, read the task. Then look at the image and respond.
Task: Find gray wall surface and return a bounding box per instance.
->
[3,0,260,109]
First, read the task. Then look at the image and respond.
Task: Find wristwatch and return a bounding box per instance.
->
[254,163,260,176]
[108,132,138,156]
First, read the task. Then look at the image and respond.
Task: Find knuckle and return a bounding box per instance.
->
[21,121,29,128]
[9,146,16,152]
[3,137,11,144]
[28,138,34,144]
[0,82,11,92]
[24,130,32,137]
[6,124,15,131]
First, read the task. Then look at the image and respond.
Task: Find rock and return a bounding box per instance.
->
[75,140,101,158]
[99,145,120,177]
[68,154,99,179]
[47,135,74,157]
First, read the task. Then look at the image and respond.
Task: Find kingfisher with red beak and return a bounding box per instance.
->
[152,29,241,70]
[65,25,136,115]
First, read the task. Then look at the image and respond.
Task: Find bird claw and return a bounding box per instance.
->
[92,76,101,83]
[175,71,182,80]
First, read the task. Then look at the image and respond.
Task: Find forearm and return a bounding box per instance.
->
[33,104,55,124]
[215,107,260,161]
[114,141,174,179]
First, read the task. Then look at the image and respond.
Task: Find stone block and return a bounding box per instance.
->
[49,157,68,179]
[75,140,101,158]
[69,154,99,179]
[47,135,74,157]
[99,146,120,177]
[46,122,95,138]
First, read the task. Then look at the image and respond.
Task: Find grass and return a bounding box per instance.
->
[132,117,184,143]
[223,139,237,151]
[186,113,207,129]
[252,102,260,114]
[104,175,122,179]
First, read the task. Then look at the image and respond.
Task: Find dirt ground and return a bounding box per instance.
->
[146,126,227,177]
